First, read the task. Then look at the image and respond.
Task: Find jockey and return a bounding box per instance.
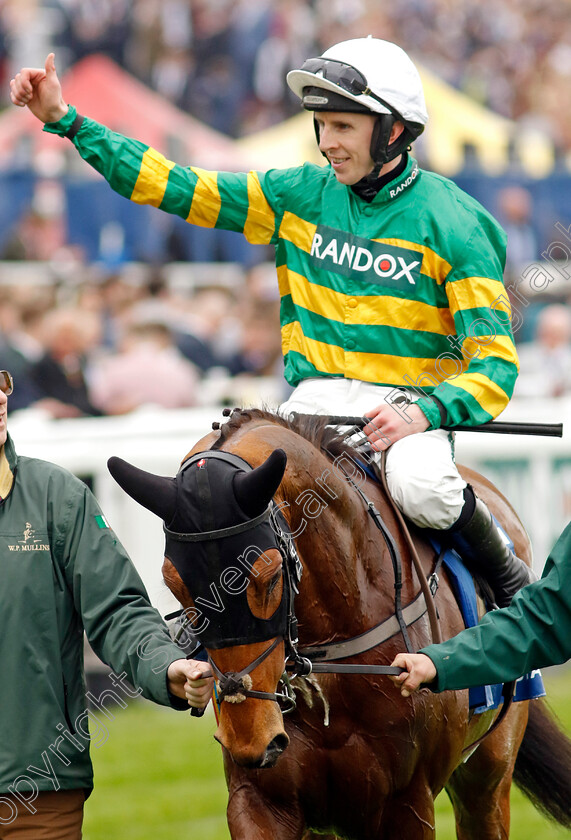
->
[10,38,534,606]
[283,38,535,607]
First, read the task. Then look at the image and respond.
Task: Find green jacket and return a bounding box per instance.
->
[421,522,571,691]
[0,435,187,795]
[45,108,518,431]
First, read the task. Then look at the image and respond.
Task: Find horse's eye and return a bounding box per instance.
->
[266,570,282,595]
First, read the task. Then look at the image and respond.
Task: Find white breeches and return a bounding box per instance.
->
[279,378,467,529]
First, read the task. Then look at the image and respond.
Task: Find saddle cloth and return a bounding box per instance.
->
[432,536,545,712]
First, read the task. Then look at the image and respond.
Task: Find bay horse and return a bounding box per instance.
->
[108,408,571,840]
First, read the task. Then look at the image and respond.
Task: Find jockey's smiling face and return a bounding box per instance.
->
[316,111,377,185]
[316,111,405,186]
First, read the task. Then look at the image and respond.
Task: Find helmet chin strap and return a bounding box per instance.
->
[356,117,412,188]
[351,149,408,202]
[359,161,384,186]
[371,115,413,165]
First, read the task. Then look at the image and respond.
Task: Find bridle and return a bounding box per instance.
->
[165,450,304,713]
[166,450,416,717]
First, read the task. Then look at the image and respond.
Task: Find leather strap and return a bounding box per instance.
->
[293,663,405,676]
[298,592,427,662]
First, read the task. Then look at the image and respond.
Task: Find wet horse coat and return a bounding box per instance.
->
[108,409,571,839]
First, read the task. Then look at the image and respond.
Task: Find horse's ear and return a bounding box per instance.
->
[107,456,177,522]
[233,449,287,517]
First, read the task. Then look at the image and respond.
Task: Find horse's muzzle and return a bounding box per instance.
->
[216,729,290,769]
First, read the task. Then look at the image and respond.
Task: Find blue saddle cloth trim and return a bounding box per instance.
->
[430,535,545,711]
[359,460,380,484]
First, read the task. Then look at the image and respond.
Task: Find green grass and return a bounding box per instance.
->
[83,666,571,839]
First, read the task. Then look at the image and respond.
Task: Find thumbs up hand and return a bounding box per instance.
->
[10,52,68,124]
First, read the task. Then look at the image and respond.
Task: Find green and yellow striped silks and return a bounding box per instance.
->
[57,112,518,429]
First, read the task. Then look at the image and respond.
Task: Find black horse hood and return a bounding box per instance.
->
[108,449,289,649]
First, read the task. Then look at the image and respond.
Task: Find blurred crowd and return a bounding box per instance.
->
[0,0,570,151]
[0,262,290,418]
[3,255,571,422]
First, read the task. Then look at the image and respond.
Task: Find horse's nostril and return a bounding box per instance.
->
[270,733,289,753]
[260,732,289,767]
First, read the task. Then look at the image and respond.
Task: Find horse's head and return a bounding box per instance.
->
[108,446,294,768]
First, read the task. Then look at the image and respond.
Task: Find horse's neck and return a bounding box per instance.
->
[282,459,393,643]
[222,420,395,641]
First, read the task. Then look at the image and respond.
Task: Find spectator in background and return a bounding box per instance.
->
[1,180,69,262]
[513,303,571,399]
[178,285,240,373]
[124,0,194,88]
[65,0,131,67]
[224,299,284,380]
[496,185,539,280]
[29,306,103,417]
[88,269,145,350]
[90,320,199,415]
[0,295,47,411]
[122,276,229,374]
[186,54,245,137]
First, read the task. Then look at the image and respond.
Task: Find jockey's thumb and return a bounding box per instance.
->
[45,53,57,78]
[39,52,68,123]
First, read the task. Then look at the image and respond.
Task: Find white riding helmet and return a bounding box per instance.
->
[287,37,428,166]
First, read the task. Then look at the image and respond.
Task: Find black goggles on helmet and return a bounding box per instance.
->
[300,57,399,117]
[0,371,13,396]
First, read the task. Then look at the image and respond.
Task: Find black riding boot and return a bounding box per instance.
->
[448,492,536,608]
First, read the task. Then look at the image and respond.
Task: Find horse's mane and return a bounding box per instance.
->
[210,407,359,462]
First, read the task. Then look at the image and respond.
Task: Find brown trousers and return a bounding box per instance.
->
[0,790,85,839]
